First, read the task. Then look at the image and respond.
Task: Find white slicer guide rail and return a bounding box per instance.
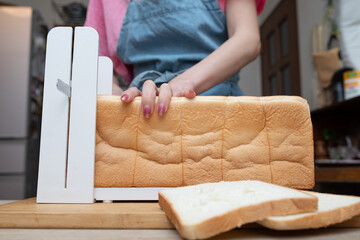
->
[36,27,165,203]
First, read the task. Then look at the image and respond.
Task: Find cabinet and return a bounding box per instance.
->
[311,96,360,194]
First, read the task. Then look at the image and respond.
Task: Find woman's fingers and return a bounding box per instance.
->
[121,87,142,103]
[157,83,172,116]
[141,80,158,118]
[121,81,195,118]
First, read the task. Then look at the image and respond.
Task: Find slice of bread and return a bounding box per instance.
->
[258,191,360,230]
[158,180,317,240]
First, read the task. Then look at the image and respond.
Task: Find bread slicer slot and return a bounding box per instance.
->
[55,78,71,189]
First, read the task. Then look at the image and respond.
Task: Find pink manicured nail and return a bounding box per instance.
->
[121,94,129,101]
[143,105,151,118]
[158,103,165,116]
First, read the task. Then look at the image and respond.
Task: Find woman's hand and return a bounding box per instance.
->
[120,79,196,118]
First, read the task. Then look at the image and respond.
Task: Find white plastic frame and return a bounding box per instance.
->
[36,27,164,203]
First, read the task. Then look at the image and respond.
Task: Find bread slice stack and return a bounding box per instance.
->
[258,191,360,230]
[158,180,318,239]
[159,181,360,240]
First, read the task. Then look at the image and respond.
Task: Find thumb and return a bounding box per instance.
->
[184,89,196,99]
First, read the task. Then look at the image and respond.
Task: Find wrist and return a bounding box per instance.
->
[185,70,216,95]
[168,74,196,94]
[172,70,208,95]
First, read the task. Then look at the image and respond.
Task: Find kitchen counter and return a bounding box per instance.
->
[0,200,359,240]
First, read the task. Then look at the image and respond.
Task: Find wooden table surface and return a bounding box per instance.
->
[1,200,359,240]
[1,227,360,240]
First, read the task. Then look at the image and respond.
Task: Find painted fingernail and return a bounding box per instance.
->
[121,94,129,101]
[143,105,151,118]
[158,103,165,116]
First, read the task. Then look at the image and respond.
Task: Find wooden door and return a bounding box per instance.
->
[261,0,301,96]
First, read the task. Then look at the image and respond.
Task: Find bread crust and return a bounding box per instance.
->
[158,190,317,240]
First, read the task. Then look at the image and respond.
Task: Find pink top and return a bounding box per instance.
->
[85,0,266,84]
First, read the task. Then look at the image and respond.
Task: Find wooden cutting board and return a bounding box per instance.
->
[0,198,172,229]
[0,198,359,229]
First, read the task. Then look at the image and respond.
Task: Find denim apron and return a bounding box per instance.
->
[117,0,243,96]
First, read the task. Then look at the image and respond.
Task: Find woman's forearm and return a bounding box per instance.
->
[177,34,260,94]
[169,0,260,95]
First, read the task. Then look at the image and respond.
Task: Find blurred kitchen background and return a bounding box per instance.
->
[0,0,359,200]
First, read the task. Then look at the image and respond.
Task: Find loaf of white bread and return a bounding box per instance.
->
[158,180,318,240]
[258,191,360,230]
[95,95,314,188]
